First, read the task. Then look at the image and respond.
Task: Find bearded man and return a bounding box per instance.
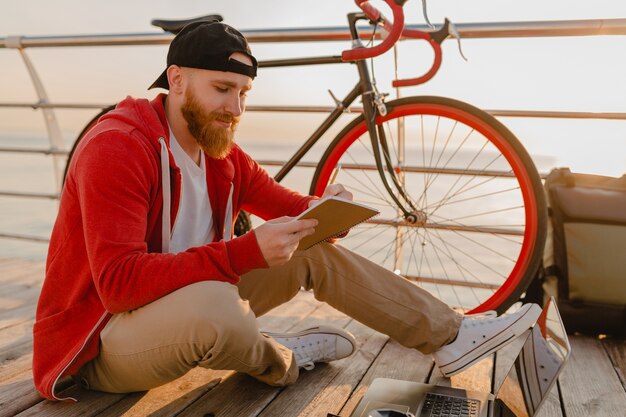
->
[33,21,540,401]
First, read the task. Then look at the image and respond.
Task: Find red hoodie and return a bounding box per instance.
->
[33,94,314,401]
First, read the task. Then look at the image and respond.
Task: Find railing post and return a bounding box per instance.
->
[6,36,66,194]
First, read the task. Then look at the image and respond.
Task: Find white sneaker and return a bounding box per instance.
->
[265,325,357,370]
[434,303,542,377]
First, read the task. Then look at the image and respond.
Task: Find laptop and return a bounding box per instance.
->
[349,297,571,417]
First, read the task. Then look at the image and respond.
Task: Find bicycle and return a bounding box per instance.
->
[67,0,547,314]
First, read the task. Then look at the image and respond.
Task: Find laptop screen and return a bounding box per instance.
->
[494,297,571,417]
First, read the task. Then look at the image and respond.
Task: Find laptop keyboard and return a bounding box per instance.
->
[419,392,480,417]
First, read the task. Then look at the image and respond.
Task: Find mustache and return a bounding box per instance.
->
[208,111,239,125]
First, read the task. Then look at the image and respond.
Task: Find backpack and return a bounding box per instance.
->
[536,168,626,336]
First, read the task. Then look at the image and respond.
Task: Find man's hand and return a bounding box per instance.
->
[309,183,353,208]
[254,216,318,266]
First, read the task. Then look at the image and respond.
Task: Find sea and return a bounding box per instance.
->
[0,132,332,261]
[1,115,624,264]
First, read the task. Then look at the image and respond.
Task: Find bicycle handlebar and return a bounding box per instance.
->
[392,26,442,87]
[342,0,447,88]
[341,0,405,62]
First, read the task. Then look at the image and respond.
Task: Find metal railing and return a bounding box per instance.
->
[1,18,626,243]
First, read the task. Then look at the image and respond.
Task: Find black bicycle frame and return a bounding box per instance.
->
[259,12,418,220]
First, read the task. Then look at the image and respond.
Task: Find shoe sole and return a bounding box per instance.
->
[263,325,357,359]
[438,303,541,377]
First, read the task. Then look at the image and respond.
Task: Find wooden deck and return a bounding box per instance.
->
[1,257,625,417]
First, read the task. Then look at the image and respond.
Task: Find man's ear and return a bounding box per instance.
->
[167,65,185,95]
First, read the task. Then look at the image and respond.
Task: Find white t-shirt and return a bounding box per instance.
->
[168,129,215,253]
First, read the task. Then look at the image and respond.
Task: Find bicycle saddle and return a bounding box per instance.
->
[151,14,223,34]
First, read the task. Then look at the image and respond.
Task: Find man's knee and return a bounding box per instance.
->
[175,281,261,351]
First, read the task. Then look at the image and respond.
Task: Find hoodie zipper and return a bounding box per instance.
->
[49,312,109,402]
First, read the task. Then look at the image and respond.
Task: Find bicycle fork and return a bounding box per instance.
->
[354,56,425,226]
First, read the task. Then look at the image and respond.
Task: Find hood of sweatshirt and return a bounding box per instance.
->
[97,93,236,248]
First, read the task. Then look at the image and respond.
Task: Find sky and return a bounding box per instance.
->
[1,0,626,176]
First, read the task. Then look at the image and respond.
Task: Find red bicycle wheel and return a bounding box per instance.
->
[310,96,547,314]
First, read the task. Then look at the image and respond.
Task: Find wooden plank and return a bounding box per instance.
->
[0,369,69,417]
[94,290,324,417]
[0,352,32,381]
[0,261,44,284]
[91,369,228,417]
[0,258,35,271]
[0,319,33,365]
[14,385,126,417]
[1,325,127,417]
[0,285,41,311]
[0,271,42,294]
[0,370,42,417]
[18,292,320,417]
[0,302,37,331]
[256,319,388,417]
[559,335,626,417]
[175,302,359,417]
[603,338,626,391]
[339,339,435,416]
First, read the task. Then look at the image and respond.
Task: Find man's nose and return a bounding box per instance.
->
[225,94,244,117]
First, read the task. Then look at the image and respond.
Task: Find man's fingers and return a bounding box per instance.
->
[292,226,316,241]
[337,189,353,201]
[322,183,353,201]
[280,218,318,234]
[268,216,294,224]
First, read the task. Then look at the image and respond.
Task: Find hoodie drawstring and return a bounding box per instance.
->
[159,137,171,254]
[160,136,235,248]
[224,183,234,241]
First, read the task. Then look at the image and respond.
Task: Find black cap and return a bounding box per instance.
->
[149,21,257,90]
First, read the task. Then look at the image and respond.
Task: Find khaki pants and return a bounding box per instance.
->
[78,243,462,393]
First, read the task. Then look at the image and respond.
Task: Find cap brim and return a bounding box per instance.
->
[148,69,169,90]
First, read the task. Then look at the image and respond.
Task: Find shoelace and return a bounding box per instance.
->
[286,336,336,370]
[463,310,497,326]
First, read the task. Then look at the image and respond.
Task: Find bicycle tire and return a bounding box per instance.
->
[310,96,547,314]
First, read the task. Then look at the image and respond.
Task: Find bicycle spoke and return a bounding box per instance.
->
[428,212,525,235]
[347,219,398,241]
[424,227,507,280]
[430,160,509,217]
[345,221,399,253]
[424,116,441,205]
[381,220,419,267]
[422,126,475,200]
[423,227,466,306]
[426,119,458,191]
[443,205,524,223]
[427,137,492,215]
[343,151,396,207]
[428,230,492,308]
[434,185,520,207]
[413,228,428,287]
[428,229,494,286]
[429,227,483,305]
[426,169,507,217]
[418,115,428,208]
[440,223,518,263]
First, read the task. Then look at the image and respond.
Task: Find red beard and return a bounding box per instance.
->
[181,90,239,159]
